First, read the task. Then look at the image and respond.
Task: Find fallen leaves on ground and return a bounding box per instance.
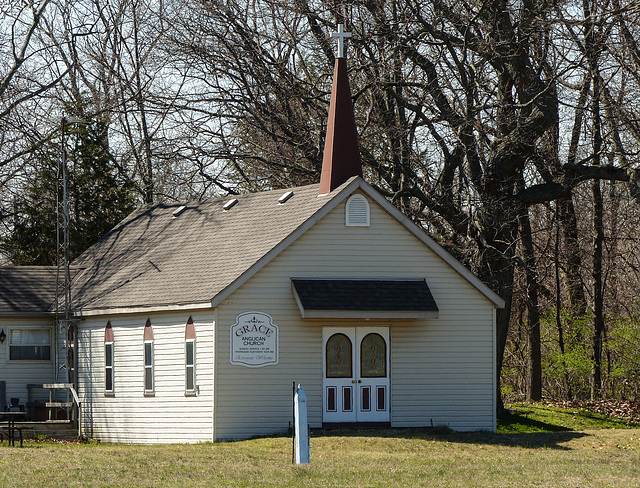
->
[543,400,640,424]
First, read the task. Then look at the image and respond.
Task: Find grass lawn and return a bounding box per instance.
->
[1,404,639,487]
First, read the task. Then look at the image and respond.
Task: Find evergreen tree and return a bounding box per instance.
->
[2,104,137,265]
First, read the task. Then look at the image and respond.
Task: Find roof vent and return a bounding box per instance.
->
[172,205,187,218]
[278,191,294,204]
[345,194,370,226]
[223,198,239,211]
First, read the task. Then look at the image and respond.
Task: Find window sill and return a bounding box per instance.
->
[104,392,115,398]
[185,391,197,397]
[143,392,155,397]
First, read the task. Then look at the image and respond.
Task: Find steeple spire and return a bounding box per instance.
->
[318,25,362,196]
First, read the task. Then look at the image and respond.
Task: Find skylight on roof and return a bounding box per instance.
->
[223,198,239,211]
[172,205,187,218]
[278,191,294,204]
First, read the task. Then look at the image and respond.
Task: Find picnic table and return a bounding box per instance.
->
[0,411,27,447]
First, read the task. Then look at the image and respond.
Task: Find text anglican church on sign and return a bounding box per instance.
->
[230,312,279,367]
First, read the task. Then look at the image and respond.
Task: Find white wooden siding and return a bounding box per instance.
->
[214,193,496,440]
[77,310,214,444]
[0,317,57,407]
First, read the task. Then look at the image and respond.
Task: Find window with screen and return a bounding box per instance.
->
[9,329,51,361]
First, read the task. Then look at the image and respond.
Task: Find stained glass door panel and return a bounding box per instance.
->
[355,328,389,422]
[322,328,356,423]
[326,333,352,378]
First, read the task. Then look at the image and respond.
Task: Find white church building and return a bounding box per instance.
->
[0,28,503,443]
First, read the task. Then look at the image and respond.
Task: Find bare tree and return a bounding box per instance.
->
[169,0,640,409]
[1,0,639,406]
[0,0,69,250]
[0,0,62,118]
[34,0,206,204]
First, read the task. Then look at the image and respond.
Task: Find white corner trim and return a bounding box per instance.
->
[492,307,497,432]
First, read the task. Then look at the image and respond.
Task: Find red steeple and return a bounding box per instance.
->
[318,43,362,195]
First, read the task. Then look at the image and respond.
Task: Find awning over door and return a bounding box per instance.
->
[291,278,439,319]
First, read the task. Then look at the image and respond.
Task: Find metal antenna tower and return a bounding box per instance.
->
[55,116,78,387]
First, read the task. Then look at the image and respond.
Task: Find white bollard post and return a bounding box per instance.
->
[294,384,310,464]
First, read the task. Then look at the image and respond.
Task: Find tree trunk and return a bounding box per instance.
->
[554,206,573,399]
[591,177,605,399]
[585,0,606,400]
[479,193,519,414]
[131,2,154,205]
[557,197,588,315]
[519,205,542,401]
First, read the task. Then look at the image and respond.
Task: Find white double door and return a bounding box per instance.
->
[322,327,390,423]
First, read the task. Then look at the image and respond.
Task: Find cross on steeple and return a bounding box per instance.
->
[332,24,352,58]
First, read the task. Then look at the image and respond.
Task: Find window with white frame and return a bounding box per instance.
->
[105,321,114,395]
[9,328,51,361]
[143,319,154,395]
[185,316,196,395]
[185,341,195,391]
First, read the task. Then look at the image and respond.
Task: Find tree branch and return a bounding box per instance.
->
[517,164,640,204]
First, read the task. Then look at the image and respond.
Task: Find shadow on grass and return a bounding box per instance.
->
[311,424,587,450]
[497,411,569,432]
[451,430,587,450]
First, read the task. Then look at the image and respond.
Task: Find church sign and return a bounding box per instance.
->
[230,312,279,367]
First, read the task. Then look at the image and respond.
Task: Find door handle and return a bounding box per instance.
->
[358,380,362,383]
[351,380,356,384]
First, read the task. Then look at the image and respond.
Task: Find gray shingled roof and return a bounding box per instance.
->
[69,181,345,312]
[0,177,504,316]
[291,279,439,313]
[0,266,58,314]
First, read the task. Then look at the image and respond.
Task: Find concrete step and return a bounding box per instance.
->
[16,422,79,442]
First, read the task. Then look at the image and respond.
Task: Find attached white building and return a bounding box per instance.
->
[0,267,64,418]
[0,50,504,443]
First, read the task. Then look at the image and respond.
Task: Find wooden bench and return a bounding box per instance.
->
[42,384,75,420]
